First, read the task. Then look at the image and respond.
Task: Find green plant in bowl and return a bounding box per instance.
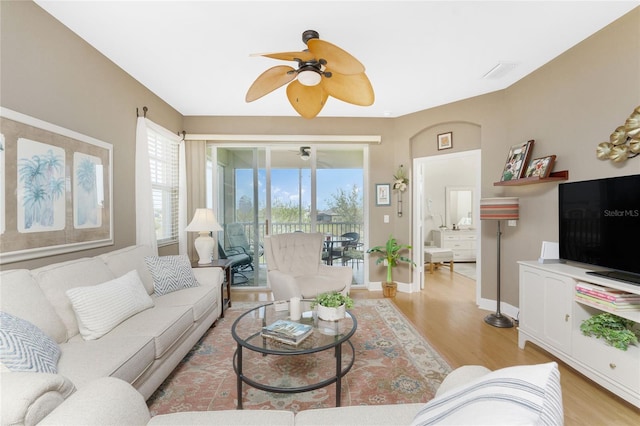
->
[311,291,354,309]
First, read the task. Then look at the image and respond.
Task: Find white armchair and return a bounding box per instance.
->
[264,232,352,301]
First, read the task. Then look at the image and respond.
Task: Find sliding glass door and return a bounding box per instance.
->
[208,144,365,288]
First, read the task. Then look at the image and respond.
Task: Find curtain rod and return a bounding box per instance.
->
[136,106,148,118]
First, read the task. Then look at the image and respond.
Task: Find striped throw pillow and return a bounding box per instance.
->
[0,312,61,373]
[66,269,154,340]
[144,254,200,296]
[411,362,563,425]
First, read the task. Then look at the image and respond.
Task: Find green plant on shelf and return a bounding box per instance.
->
[580,312,639,351]
[311,291,354,309]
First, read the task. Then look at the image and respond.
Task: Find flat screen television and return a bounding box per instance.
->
[558,174,640,286]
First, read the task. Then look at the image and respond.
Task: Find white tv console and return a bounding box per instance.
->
[518,261,640,408]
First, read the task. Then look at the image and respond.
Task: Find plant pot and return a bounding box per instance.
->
[382,281,397,298]
[317,304,346,321]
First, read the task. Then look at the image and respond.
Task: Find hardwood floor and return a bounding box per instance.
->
[231,269,639,425]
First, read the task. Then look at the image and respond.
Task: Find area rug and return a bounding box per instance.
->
[147,299,451,415]
[454,262,476,281]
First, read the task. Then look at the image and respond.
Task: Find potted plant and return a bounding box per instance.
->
[367,234,416,297]
[311,291,354,321]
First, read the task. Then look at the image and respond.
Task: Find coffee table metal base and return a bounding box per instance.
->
[233,340,355,409]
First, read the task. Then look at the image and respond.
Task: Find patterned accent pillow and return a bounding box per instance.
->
[411,362,563,425]
[145,254,200,296]
[0,311,61,373]
[66,269,155,340]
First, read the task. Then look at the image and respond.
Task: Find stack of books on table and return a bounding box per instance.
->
[261,319,313,345]
[575,282,640,311]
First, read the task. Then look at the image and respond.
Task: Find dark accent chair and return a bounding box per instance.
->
[218,243,252,283]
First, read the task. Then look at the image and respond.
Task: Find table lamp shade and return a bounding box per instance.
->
[185,208,223,264]
[480,197,519,221]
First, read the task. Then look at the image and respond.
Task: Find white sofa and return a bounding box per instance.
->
[0,244,224,425]
[6,362,563,425]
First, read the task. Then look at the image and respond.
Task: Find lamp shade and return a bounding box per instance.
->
[480,197,519,221]
[185,208,222,232]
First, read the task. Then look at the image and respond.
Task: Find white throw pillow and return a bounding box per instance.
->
[66,270,154,340]
[411,362,563,425]
[144,254,200,296]
[0,311,61,373]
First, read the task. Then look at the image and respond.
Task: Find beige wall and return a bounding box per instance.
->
[2,2,639,311]
[0,1,183,269]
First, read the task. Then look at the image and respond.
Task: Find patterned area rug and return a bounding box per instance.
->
[147,299,451,415]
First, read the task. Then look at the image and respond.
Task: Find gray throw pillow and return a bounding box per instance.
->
[145,254,200,296]
[0,311,61,373]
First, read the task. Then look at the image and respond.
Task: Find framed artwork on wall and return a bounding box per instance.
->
[524,155,556,178]
[0,107,114,264]
[375,183,391,206]
[500,139,534,181]
[437,132,453,150]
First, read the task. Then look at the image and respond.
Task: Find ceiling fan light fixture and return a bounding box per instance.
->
[297,69,321,86]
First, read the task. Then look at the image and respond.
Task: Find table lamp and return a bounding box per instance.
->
[185,208,223,264]
[480,197,519,328]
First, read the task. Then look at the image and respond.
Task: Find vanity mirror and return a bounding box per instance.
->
[445,186,474,229]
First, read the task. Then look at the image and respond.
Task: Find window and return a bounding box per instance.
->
[147,128,179,245]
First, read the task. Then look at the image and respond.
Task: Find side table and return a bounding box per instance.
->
[192,259,232,318]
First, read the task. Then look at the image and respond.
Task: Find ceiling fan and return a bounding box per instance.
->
[245,30,374,119]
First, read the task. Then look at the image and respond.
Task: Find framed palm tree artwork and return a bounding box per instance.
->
[0,108,113,264]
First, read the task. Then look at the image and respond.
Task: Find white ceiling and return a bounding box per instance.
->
[35,1,639,118]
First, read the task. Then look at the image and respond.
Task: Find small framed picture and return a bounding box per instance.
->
[437,132,453,150]
[500,139,534,181]
[375,183,391,206]
[525,155,556,178]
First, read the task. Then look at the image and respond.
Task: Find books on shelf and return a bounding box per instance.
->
[575,282,640,311]
[261,319,313,345]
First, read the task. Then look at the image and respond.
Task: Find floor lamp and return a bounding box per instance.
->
[480,197,519,328]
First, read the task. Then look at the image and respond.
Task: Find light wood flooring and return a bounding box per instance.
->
[230,268,639,425]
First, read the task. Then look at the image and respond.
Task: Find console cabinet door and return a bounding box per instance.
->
[519,265,573,354]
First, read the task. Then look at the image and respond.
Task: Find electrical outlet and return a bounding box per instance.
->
[384,215,389,223]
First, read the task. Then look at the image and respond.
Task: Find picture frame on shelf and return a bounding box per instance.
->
[437,132,453,150]
[375,183,391,206]
[524,155,556,178]
[500,139,534,181]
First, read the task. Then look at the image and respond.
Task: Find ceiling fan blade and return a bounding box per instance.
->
[245,65,296,102]
[321,71,374,106]
[307,39,365,75]
[259,51,316,62]
[286,80,329,119]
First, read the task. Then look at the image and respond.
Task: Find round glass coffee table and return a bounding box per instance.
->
[231,301,357,409]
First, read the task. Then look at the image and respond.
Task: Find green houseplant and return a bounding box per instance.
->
[367,234,415,297]
[580,312,639,351]
[311,291,354,321]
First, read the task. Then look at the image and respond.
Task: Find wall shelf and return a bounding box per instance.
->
[493,170,569,186]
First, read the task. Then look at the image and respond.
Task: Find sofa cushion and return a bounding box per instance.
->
[410,362,563,426]
[106,305,193,359]
[66,270,155,340]
[153,285,218,322]
[33,258,117,340]
[99,245,157,295]
[294,403,424,426]
[58,335,155,388]
[0,312,61,374]
[145,255,200,296]
[0,269,67,344]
